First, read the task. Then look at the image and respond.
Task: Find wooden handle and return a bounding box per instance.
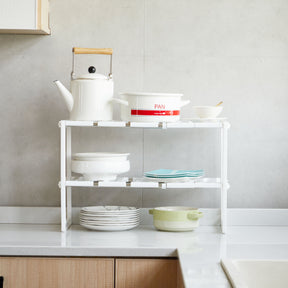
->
[72,47,113,55]
[216,101,223,107]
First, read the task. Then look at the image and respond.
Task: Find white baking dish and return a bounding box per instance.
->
[114,92,190,122]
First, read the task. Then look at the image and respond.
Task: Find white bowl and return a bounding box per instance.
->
[71,159,130,180]
[192,106,223,119]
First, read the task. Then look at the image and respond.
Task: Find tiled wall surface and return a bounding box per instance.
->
[0,0,287,208]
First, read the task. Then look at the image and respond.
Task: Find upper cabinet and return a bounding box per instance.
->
[0,0,50,35]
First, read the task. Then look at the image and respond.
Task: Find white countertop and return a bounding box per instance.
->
[0,224,288,287]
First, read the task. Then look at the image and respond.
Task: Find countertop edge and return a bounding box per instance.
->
[0,246,178,257]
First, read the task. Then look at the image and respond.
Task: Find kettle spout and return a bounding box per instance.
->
[54,80,73,112]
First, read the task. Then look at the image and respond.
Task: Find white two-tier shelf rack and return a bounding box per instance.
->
[59,119,230,233]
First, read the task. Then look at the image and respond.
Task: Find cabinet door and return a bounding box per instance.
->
[0,0,50,34]
[116,258,184,288]
[0,257,114,288]
[0,0,36,29]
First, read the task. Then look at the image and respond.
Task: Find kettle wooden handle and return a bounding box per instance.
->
[72,47,113,55]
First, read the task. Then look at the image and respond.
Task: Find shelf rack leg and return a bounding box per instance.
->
[66,126,72,228]
[220,122,230,234]
[219,234,227,259]
[60,121,72,232]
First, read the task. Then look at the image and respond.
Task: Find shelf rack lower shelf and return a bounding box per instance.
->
[64,177,224,189]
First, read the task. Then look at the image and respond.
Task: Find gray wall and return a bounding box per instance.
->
[0,0,288,208]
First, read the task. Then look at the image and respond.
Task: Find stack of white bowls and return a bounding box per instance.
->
[71,153,130,181]
[80,206,140,231]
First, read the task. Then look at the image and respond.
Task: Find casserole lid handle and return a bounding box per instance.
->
[112,98,129,106]
[179,99,190,108]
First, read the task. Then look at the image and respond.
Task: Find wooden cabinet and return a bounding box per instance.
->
[115,259,184,288]
[0,257,185,288]
[0,257,114,288]
[0,0,50,34]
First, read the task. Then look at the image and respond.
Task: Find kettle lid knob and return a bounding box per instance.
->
[88,66,96,73]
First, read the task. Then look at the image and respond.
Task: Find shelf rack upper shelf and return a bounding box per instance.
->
[60,120,229,129]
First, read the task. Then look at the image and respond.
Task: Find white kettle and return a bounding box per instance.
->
[54,47,114,121]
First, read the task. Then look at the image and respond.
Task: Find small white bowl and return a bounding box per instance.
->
[71,159,130,180]
[192,106,223,119]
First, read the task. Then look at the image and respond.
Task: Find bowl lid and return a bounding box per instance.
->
[73,152,129,160]
[120,92,183,97]
[192,106,223,109]
[153,206,198,212]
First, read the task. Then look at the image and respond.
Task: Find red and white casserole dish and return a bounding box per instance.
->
[114,92,190,122]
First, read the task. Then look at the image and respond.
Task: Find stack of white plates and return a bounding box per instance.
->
[80,206,140,231]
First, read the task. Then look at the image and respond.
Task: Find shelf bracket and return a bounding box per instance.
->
[222,121,231,129]
[159,122,167,129]
[222,182,230,190]
[158,182,167,189]
[126,178,133,187]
